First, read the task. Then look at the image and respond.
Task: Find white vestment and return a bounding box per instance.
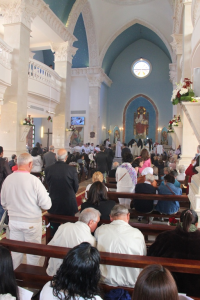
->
[95,220,146,287]
[115,141,122,157]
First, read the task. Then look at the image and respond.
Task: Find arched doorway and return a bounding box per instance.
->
[123,94,158,143]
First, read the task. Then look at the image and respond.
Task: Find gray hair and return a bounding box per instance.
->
[18,153,33,167]
[57,150,67,161]
[79,208,101,224]
[145,174,155,183]
[197,145,200,153]
[49,145,54,151]
[178,165,185,174]
[112,161,119,169]
[110,204,128,217]
[164,167,171,173]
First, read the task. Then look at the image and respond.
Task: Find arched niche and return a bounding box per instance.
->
[122,94,158,143]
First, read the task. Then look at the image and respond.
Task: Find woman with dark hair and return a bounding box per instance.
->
[133,264,179,300]
[0,246,19,300]
[185,157,200,194]
[116,153,137,208]
[155,174,182,215]
[148,209,200,297]
[138,148,151,174]
[40,242,102,300]
[31,147,43,172]
[35,142,43,155]
[80,181,115,219]
[132,157,144,175]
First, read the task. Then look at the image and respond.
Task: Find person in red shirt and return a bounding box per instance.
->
[185,157,200,194]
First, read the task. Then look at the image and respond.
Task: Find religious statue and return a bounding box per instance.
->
[134,106,149,139]
[113,128,120,144]
[161,130,168,145]
[70,127,84,146]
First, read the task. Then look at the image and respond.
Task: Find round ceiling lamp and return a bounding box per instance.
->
[103,0,154,5]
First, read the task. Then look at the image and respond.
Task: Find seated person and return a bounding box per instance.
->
[160,166,171,180]
[41,243,102,300]
[160,170,180,188]
[132,174,157,213]
[81,182,115,220]
[85,171,108,199]
[155,174,182,215]
[177,165,186,181]
[95,204,146,287]
[153,155,165,179]
[46,208,100,276]
[132,157,144,175]
[138,149,151,174]
[148,209,200,297]
[108,161,119,179]
[137,167,157,187]
[133,264,189,300]
[69,156,81,173]
[153,165,158,180]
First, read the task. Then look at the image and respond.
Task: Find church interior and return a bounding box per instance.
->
[1,0,200,299]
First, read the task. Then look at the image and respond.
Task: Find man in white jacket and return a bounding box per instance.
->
[1,153,51,269]
[95,204,146,288]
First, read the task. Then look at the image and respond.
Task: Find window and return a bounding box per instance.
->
[131,59,151,79]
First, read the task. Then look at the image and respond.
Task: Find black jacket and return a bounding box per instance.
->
[0,158,11,191]
[95,151,109,173]
[132,183,156,213]
[81,199,116,220]
[121,147,131,158]
[45,161,79,215]
[148,227,200,297]
[105,148,115,163]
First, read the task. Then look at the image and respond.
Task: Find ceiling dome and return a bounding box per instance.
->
[103,0,154,5]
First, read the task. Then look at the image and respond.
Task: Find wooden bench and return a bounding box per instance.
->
[1,239,200,299]
[106,177,185,186]
[44,213,175,244]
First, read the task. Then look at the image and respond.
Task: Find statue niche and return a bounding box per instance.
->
[134,106,149,139]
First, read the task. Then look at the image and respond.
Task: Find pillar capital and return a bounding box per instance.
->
[87,74,103,88]
[169,63,177,88]
[1,0,37,29]
[171,34,183,55]
[51,42,78,64]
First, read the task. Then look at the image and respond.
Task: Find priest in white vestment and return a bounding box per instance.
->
[115,139,122,158]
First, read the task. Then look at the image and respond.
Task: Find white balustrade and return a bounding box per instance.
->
[0,38,13,69]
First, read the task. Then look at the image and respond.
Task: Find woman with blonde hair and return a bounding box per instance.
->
[85,172,108,199]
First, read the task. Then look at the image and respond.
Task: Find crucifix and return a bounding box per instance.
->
[44,128,52,151]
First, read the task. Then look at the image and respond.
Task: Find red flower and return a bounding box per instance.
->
[177,92,181,98]
[169,217,178,224]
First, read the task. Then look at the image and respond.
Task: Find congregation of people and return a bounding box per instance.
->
[0,141,200,300]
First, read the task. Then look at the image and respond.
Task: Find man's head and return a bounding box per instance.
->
[178,165,185,174]
[112,161,119,169]
[79,208,101,232]
[123,143,127,147]
[11,154,17,160]
[100,145,105,152]
[18,153,33,172]
[108,143,111,148]
[164,167,171,175]
[49,145,54,152]
[91,143,94,146]
[0,146,3,157]
[110,205,130,223]
[145,174,155,183]
[57,149,67,162]
[197,145,200,153]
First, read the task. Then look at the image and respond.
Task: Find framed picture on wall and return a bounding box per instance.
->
[70,127,84,146]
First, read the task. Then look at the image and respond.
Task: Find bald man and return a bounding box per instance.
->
[45,148,79,234]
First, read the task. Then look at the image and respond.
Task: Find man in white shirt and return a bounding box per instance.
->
[74,144,82,153]
[90,143,95,153]
[106,138,110,148]
[46,208,101,276]
[1,153,51,269]
[95,204,146,287]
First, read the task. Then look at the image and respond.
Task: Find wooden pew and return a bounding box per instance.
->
[106,177,185,186]
[44,213,174,244]
[1,239,200,300]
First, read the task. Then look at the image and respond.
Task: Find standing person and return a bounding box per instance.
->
[105,144,115,172]
[1,153,51,269]
[115,139,122,158]
[0,146,11,220]
[95,145,109,175]
[95,205,146,287]
[116,153,137,208]
[138,148,151,174]
[185,157,199,194]
[35,142,43,155]
[43,145,56,168]
[8,154,17,171]
[45,149,79,234]
[31,147,43,172]
[121,143,131,158]
[105,138,110,148]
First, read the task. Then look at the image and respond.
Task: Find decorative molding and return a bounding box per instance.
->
[19,125,31,142]
[82,2,99,67]
[122,94,159,143]
[51,42,78,64]
[0,84,9,104]
[66,0,88,34]
[72,67,112,87]
[102,0,154,5]
[181,102,200,143]
[169,63,177,87]
[170,33,183,55]
[1,0,76,43]
[100,18,174,67]
[192,0,200,26]
[173,0,184,34]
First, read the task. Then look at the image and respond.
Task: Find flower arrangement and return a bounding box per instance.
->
[169,217,178,226]
[168,115,181,132]
[66,125,76,132]
[23,115,33,126]
[47,116,52,122]
[108,130,112,135]
[171,78,195,105]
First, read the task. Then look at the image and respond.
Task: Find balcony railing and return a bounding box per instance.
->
[0,38,13,69]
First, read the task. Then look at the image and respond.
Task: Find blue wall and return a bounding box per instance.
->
[33,50,54,69]
[43,0,76,24]
[107,39,173,143]
[125,97,156,142]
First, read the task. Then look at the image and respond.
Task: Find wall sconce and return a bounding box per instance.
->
[102,126,106,130]
[157,127,162,132]
[41,126,44,138]
[119,127,124,131]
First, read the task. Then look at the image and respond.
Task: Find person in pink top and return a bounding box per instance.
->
[138,149,151,174]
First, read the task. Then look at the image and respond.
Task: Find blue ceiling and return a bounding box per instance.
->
[102,23,171,75]
[43,0,76,24]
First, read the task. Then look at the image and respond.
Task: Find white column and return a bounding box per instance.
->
[51,42,77,152]
[0,1,36,157]
[87,73,103,146]
[182,0,193,80]
[188,166,200,228]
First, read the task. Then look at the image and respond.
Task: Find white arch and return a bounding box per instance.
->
[99,18,174,68]
[66,0,99,67]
